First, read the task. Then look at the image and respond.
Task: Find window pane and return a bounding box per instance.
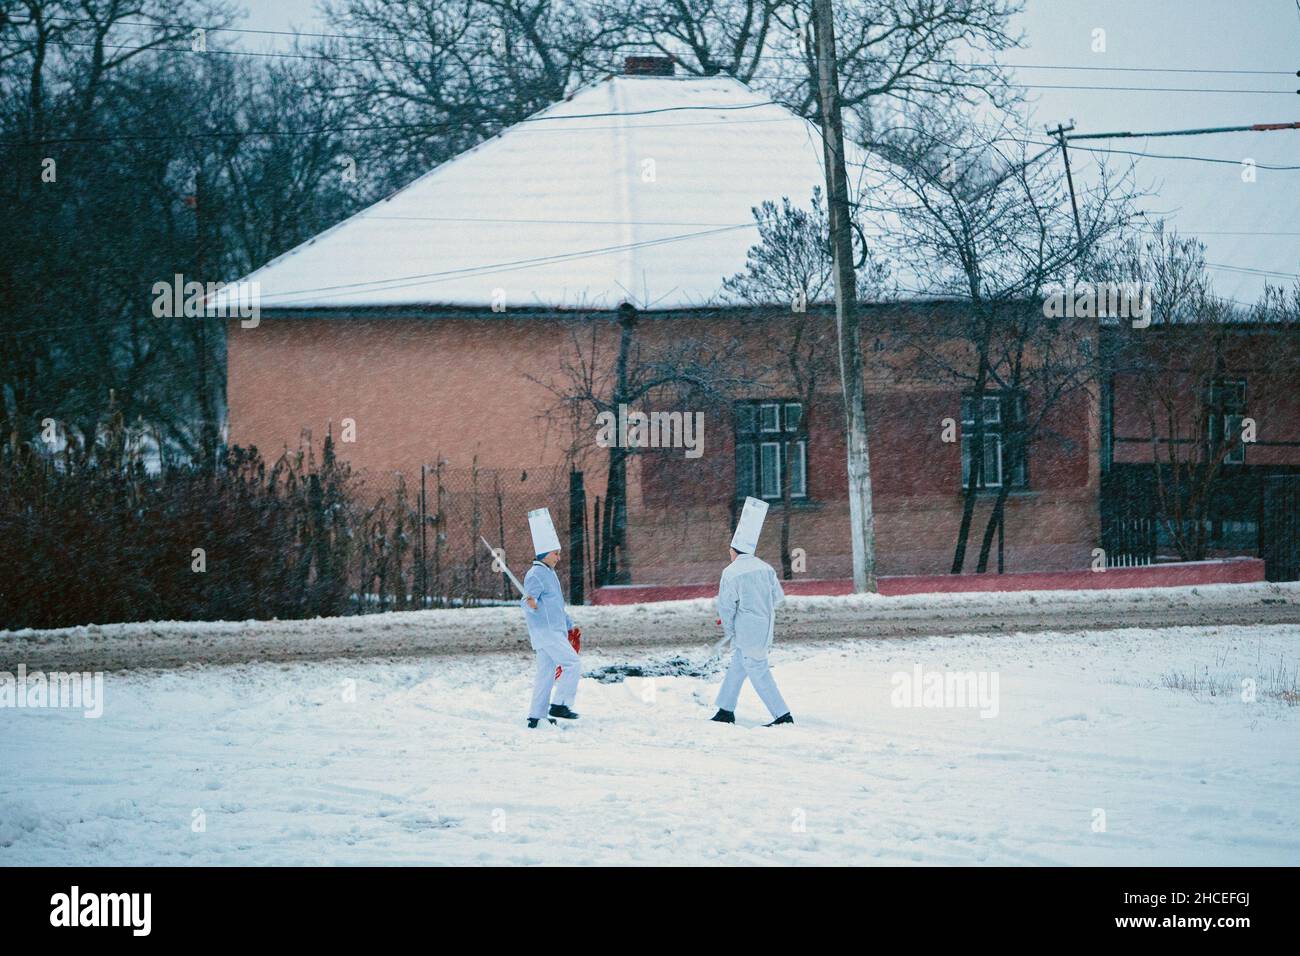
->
[736,443,755,498]
[963,394,1001,427]
[736,404,755,435]
[784,403,802,433]
[1210,379,1246,414]
[1008,437,1026,487]
[760,442,781,497]
[759,403,780,432]
[961,434,972,487]
[1226,415,1245,463]
[1008,393,1026,425]
[786,440,806,497]
[983,435,1001,486]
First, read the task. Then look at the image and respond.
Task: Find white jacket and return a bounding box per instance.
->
[716,553,785,652]
[520,560,573,648]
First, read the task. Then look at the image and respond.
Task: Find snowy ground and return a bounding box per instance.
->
[5,581,1298,672]
[2,619,1297,865]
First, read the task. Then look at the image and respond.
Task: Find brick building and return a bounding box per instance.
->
[224,60,1124,590]
[1101,318,1300,578]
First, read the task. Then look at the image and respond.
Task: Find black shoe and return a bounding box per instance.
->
[710,709,735,723]
[548,704,579,720]
[527,717,557,728]
[765,712,794,726]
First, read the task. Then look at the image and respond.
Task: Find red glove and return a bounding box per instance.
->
[555,627,582,681]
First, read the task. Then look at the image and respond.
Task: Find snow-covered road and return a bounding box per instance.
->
[2,621,1297,865]
[4,581,1298,672]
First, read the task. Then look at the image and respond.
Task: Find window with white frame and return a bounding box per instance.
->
[1206,378,1247,464]
[961,392,1027,490]
[735,400,807,500]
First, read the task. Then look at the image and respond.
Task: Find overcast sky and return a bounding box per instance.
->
[235,0,1300,305]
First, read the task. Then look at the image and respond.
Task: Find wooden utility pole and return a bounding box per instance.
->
[1048,121,1084,246]
[812,0,877,592]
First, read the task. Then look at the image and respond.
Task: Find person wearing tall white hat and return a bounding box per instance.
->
[520,507,581,728]
[711,496,794,726]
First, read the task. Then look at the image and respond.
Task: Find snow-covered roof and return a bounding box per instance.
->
[233,73,901,313]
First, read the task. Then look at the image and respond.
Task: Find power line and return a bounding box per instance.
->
[2,221,780,335]
[0,98,778,147]
[1068,121,1300,140]
[1134,229,1300,236]
[7,237,1291,341]
[995,62,1296,77]
[892,115,1300,171]
[365,214,754,227]
[24,15,1298,78]
[36,36,408,68]
[1206,262,1300,280]
[12,34,1299,96]
[252,222,765,303]
[22,14,401,46]
[743,70,1297,93]
[998,82,1295,95]
[1056,142,1300,171]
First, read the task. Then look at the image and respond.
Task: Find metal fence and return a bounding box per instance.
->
[1261,475,1300,582]
[1102,463,1300,575]
[353,461,572,611]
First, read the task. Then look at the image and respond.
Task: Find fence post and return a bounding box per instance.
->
[470,456,481,607]
[569,469,585,605]
[419,463,428,609]
[434,458,445,607]
[496,472,508,601]
[584,486,593,597]
[592,495,602,588]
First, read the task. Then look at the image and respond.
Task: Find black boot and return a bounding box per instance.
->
[527,717,557,728]
[765,712,794,726]
[710,709,735,723]
[549,704,579,720]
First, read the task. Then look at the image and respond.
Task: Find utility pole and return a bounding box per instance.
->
[1048,121,1083,247]
[189,167,218,470]
[812,0,877,593]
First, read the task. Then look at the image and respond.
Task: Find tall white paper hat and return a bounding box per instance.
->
[528,507,562,556]
[730,496,768,554]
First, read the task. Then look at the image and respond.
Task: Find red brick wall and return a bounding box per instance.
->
[1110,328,1300,466]
[227,308,1101,585]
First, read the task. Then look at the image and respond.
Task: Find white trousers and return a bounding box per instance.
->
[529,630,580,719]
[715,644,788,718]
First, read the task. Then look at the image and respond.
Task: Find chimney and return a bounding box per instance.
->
[624,55,675,77]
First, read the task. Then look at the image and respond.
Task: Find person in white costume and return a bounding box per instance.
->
[520,508,580,728]
[711,497,794,726]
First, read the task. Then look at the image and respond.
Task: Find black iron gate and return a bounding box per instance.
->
[1100,467,1157,567]
[1260,475,1300,581]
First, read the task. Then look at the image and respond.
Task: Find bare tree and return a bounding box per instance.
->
[760,0,1024,126]
[618,0,789,80]
[0,2,362,467]
[873,118,1134,572]
[322,0,631,183]
[0,0,241,462]
[724,189,887,577]
[1106,225,1300,561]
[530,309,753,585]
